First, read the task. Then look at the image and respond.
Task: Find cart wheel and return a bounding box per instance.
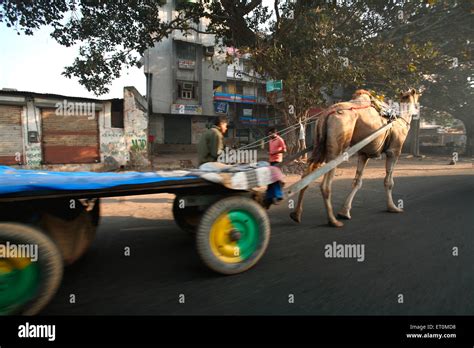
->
[0,222,63,315]
[196,196,270,275]
[172,196,201,234]
[39,200,99,266]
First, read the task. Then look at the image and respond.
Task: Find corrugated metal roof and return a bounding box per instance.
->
[0,89,121,103]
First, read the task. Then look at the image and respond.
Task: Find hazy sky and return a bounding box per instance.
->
[0,1,275,99]
[0,23,146,99]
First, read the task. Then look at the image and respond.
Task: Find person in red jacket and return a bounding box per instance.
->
[265,127,286,206]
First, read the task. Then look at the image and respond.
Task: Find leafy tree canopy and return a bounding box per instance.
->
[1,0,472,152]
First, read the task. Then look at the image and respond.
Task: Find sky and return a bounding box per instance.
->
[0,24,145,99]
[0,1,276,99]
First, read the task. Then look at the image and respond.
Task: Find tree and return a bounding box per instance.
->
[244,0,443,152]
[0,0,263,95]
[388,0,473,155]
[2,0,472,154]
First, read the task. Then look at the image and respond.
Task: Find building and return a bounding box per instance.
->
[144,0,276,152]
[214,48,274,146]
[0,87,149,170]
[144,0,226,153]
[417,122,467,155]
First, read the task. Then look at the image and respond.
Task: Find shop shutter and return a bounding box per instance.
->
[41,108,99,164]
[0,105,23,165]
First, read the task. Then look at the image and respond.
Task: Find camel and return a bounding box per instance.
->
[289,88,420,227]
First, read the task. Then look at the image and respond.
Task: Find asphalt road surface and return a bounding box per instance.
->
[42,166,473,315]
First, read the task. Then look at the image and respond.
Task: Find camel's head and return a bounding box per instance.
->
[399,88,421,120]
[399,88,421,105]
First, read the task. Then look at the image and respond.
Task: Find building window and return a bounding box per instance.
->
[236,83,244,95]
[176,42,196,69]
[213,81,224,92]
[176,41,196,60]
[178,81,196,100]
[181,90,193,99]
[111,99,124,128]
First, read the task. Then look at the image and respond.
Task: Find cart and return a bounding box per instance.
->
[0,166,274,315]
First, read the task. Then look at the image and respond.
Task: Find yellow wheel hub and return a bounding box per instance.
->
[209,213,242,263]
[209,210,259,264]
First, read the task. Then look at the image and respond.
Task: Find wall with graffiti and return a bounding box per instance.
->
[123,87,150,168]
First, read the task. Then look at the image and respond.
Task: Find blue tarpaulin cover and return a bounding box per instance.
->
[0,166,198,196]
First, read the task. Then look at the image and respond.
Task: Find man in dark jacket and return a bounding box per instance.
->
[197,117,228,165]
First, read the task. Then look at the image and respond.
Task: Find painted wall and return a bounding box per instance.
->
[100,102,128,168]
[123,87,150,167]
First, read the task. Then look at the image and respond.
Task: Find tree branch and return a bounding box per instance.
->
[274,0,280,29]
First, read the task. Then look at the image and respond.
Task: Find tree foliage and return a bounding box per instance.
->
[1,0,472,152]
[244,0,457,150]
[0,0,261,95]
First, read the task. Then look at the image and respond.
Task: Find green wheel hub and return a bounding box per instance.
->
[228,210,259,260]
[0,259,40,315]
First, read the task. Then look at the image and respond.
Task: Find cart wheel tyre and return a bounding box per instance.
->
[172,196,201,235]
[39,200,99,266]
[196,196,270,275]
[0,222,63,315]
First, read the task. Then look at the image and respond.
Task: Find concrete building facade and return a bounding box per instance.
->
[214,49,274,146]
[144,0,227,153]
[144,0,275,152]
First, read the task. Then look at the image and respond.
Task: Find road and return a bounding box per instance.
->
[42,158,474,315]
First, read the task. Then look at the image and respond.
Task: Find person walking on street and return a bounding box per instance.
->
[265,127,286,206]
[197,117,228,165]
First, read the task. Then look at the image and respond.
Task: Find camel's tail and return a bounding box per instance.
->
[309,114,328,165]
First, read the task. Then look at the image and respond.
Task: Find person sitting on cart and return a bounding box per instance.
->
[197,116,228,165]
[265,127,287,206]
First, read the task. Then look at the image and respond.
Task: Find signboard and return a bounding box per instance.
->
[266,80,283,93]
[214,92,267,105]
[178,59,196,70]
[171,104,202,115]
[243,109,253,117]
[214,101,229,114]
[240,116,269,126]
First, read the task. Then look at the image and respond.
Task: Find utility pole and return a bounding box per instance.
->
[411,110,421,157]
[146,48,153,168]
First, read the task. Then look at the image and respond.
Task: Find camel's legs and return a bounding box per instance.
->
[320,167,343,227]
[385,153,403,213]
[338,153,369,219]
[289,162,319,223]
